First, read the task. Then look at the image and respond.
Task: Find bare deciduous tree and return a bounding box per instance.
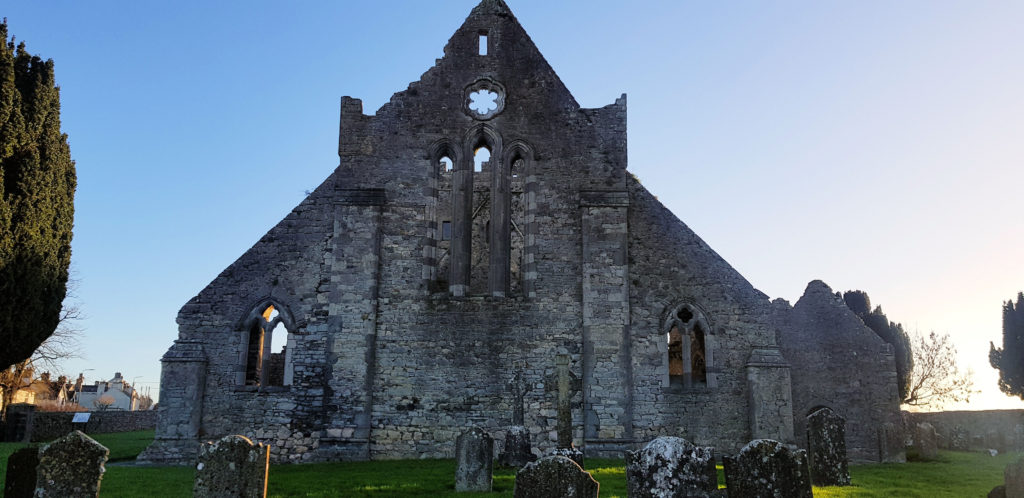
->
[904,331,976,409]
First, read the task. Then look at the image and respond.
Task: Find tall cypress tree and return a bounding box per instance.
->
[843,290,914,402]
[991,293,1024,399]
[0,21,77,369]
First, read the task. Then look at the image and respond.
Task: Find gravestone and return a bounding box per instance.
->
[723,439,812,498]
[950,425,970,451]
[878,422,906,463]
[625,436,717,498]
[513,455,599,498]
[913,423,938,459]
[4,447,39,498]
[1006,456,1024,498]
[499,425,535,467]
[194,435,270,498]
[4,404,35,443]
[34,430,108,497]
[806,407,849,486]
[455,427,493,492]
[988,485,1006,498]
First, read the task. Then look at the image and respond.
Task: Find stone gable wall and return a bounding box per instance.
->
[776,280,902,463]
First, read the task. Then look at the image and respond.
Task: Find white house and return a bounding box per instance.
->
[75,372,139,411]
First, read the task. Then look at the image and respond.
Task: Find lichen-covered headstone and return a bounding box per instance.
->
[194,435,269,498]
[5,446,39,498]
[913,423,938,460]
[455,427,493,492]
[513,455,599,498]
[950,425,970,452]
[1005,456,1024,498]
[499,425,535,467]
[722,439,812,498]
[878,422,906,463]
[806,407,849,486]
[34,430,108,497]
[625,436,717,498]
[549,445,585,468]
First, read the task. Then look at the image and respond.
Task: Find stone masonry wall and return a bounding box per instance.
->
[627,179,789,455]
[776,280,903,463]
[906,410,1024,452]
[31,411,157,442]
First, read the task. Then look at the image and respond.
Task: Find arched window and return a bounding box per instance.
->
[664,303,713,388]
[239,301,295,388]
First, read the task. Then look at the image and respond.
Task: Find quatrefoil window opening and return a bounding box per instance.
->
[469,89,499,115]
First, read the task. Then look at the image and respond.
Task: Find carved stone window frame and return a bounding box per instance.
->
[464,78,506,120]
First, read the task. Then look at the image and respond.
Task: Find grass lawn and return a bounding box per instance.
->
[0,431,1018,497]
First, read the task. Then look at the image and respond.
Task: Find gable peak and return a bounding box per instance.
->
[471,0,514,17]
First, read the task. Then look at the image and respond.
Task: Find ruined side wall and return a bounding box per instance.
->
[907,410,1024,452]
[626,178,785,455]
[776,280,903,463]
[149,179,386,463]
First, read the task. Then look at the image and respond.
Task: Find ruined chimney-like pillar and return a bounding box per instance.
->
[136,339,207,465]
[450,162,473,296]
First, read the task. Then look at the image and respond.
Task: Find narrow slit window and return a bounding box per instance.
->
[442,221,452,241]
[479,34,488,55]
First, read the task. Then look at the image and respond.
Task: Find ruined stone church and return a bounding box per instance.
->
[140,0,903,465]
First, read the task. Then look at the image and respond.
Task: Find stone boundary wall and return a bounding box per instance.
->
[905,410,1024,452]
[30,410,157,442]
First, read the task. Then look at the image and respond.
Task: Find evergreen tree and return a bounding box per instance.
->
[0,21,77,369]
[843,290,914,402]
[990,292,1024,400]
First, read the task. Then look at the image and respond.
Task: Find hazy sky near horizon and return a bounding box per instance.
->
[4,1,1023,410]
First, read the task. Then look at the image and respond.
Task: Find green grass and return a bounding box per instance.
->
[0,432,1018,497]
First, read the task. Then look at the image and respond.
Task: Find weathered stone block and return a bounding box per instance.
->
[723,439,812,498]
[4,446,39,498]
[34,430,109,497]
[878,422,906,463]
[625,436,717,498]
[806,407,849,486]
[499,425,535,467]
[194,435,269,498]
[455,427,493,492]
[513,456,598,498]
[913,423,938,460]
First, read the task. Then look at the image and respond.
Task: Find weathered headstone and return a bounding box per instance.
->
[723,439,812,498]
[988,484,1007,498]
[878,422,906,463]
[950,425,970,451]
[499,425,535,467]
[34,430,108,497]
[4,446,39,498]
[913,423,938,460]
[455,427,493,492]
[625,436,717,498]
[806,407,849,486]
[1006,456,1024,498]
[194,435,270,498]
[513,455,599,498]
[4,404,35,443]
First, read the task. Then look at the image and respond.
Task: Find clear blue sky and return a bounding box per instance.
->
[5,1,1023,410]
